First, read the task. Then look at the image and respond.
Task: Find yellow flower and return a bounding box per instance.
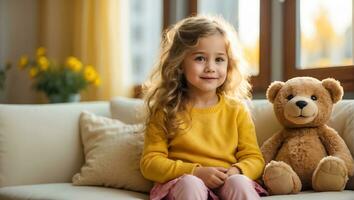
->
[84,65,97,82]
[36,47,46,57]
[29,67,38,78]
[18,55,29,69]
[37,56,49,71]
[17,47,102,100]
[93,77,101,86]
[66,56,82,72]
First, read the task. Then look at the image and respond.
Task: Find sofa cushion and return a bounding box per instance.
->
[329,100,354,189]
[0,183,148,200]
[0,102,109,187]
[244,100,282,146]
[110,96,146,124]
[328,100,354,159]
[72,112,153,192]
[261,190,354,200]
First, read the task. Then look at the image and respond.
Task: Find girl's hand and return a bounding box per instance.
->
[193,167,228,189]
[226,166,241,176]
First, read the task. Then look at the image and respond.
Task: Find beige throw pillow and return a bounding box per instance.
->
[72,111,153,192]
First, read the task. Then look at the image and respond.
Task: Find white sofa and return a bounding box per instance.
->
[0,97,353,200]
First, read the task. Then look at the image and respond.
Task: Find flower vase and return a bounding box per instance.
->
[48,93,81,103]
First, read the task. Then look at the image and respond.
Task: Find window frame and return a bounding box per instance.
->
[283,0,354,91]
[188,0,272,92]
[163,0,171,29]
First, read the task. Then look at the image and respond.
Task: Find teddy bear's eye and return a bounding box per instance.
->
[286,94,294,100]
[311,95,317,101]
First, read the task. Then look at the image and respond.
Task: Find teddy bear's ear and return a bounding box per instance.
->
[266,81,285,103]
[321,78,343,103]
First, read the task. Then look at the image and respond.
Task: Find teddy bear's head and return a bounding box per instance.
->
[266,77,343,128]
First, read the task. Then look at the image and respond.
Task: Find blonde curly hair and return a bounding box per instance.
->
[143,15,252,138]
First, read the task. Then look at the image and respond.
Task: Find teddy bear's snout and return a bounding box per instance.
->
[284,96,318,124]
[296,100,308,109]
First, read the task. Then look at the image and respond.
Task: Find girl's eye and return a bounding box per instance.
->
[195,56,205,62]
[286,94,294,100]
[311,95,317,101]
[216,57,225,62]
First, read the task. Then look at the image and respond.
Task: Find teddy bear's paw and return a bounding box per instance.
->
[312,156,348,191]
[263,161,302,195]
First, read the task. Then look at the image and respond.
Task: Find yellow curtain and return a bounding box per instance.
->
[39,0,133,101]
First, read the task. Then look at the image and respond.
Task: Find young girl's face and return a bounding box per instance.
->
[182,33,228,97]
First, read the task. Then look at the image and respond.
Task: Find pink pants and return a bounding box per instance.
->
[150,174,267,200]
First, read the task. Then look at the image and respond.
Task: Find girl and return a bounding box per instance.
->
[140,15,266,200]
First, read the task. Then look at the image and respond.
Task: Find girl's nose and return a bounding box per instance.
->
[205,62,215,73]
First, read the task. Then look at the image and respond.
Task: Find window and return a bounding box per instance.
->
[188,0,271,92]
[284,0,354,91]
[129,0,163,84]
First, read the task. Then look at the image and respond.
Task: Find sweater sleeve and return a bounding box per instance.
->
[140,116,199,183]
[233,105,265,180]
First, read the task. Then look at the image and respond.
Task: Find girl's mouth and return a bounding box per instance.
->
[200,77,217,79]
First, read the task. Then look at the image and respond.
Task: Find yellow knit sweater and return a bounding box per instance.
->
[140,95,265,183]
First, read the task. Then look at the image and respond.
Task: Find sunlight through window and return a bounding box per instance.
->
[297,0,353,69]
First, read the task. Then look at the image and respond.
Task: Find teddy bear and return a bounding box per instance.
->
[261,76,354,195]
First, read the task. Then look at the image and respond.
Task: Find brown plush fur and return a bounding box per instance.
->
[261,77,354,195]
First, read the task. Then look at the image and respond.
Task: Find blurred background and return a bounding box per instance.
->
[0,0,353,104]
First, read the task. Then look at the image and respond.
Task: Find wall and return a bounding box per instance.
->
[0,0,39,103]
[0,0,76,103]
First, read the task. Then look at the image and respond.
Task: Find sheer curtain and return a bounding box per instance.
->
[39,0,132,101]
